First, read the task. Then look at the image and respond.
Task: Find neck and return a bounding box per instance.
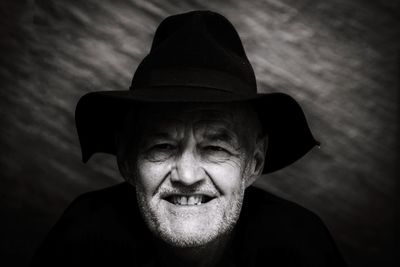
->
[155,232,233,267]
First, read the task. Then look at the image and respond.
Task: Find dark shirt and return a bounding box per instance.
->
[31,182,347,266]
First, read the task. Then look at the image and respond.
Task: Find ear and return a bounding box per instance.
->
[245,135,268,188]
[115,131,135,184]
[116,155,136,185]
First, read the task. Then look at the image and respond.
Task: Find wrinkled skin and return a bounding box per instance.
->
[118,102,267,265]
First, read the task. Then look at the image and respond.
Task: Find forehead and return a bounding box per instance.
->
[118,102,261,154]
[138,102,239,131]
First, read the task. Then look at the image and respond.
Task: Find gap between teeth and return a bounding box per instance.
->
[173,195,204,205]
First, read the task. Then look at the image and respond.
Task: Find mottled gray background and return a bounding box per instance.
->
[0,0,398,266]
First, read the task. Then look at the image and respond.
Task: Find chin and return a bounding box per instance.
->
[157,216,240,248]
[161,228,219,248]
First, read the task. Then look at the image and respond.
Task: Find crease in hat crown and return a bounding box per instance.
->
[130,10,258,97]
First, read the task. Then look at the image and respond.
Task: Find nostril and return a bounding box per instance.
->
[172,152,204,184]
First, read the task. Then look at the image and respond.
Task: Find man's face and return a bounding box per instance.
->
[119,103,264,247]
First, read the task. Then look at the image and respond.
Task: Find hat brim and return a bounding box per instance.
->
[75,88,319,174]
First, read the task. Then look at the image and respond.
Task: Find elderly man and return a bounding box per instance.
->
[32,11,346,267]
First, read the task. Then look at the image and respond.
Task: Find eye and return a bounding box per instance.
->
[151,143,176,151]
[201,145,232,162]
[202,145,232,156]
[142,143,177,162]
[204,145,227,152]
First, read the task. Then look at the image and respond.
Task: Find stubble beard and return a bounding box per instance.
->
[135,182,245,248]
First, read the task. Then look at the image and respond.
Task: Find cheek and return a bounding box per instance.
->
[136,160,170,195]
[204,161,244,194]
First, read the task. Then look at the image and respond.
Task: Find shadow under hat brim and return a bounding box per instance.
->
[75,88,319,174]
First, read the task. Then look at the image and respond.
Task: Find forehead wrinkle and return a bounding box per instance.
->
[139,116,184,140]
[191,108,245,143]
[191,113,239,141]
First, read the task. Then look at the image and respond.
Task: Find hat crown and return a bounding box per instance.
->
[131,11,257,96]
[75,11,318,174]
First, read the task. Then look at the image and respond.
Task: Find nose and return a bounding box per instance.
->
[170,149,205,186]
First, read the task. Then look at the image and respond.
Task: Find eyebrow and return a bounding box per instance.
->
[202,129,239,145]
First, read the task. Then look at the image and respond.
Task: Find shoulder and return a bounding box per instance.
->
[66,182,135,213]
[243,186,321,224]
[238,186,347,266]
[243,186,332,239]
[31,182,146,266]
[70,182,135,206]
[59,182,139,233]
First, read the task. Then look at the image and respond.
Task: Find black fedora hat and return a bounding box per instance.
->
[75,10,319,174]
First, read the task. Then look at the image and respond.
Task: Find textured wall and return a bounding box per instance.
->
[0,0,398,266]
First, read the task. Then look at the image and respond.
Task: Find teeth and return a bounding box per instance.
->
[181,196,187,205]
[172,195,204,206]
[188,196,196,205]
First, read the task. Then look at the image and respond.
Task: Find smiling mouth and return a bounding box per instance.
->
[164,195,214,206]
